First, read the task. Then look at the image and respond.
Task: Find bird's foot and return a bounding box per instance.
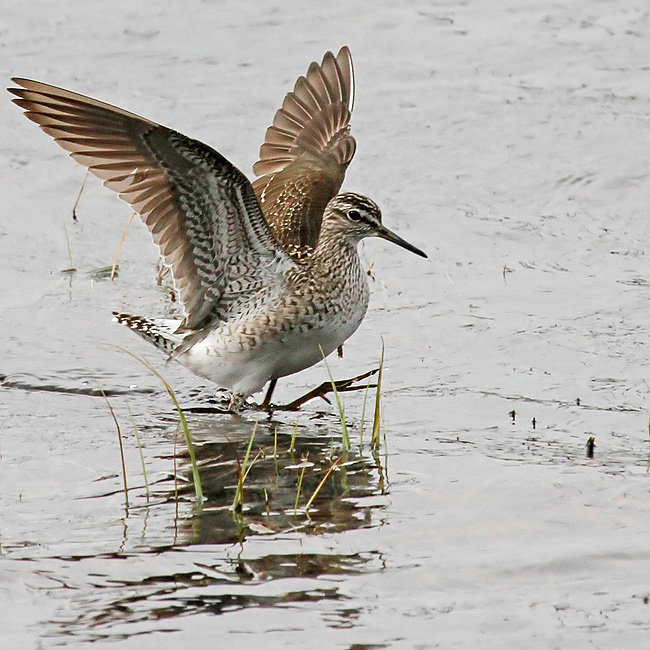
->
[227,393,247,413]
[276,367,379,411]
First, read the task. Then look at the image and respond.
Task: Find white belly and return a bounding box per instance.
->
[179,293,367,398]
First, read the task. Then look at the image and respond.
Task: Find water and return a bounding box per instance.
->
[2,1,650,647]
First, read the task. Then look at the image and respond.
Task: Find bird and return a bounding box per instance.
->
[8,47,427,411]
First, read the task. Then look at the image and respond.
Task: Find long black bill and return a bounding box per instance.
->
[376,225,427,258]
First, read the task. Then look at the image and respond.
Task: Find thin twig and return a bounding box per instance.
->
[111,211,136,281]
[100,389,129,507]
[305,456,342,512]
[62,224,76,273]
[72,171,88,221]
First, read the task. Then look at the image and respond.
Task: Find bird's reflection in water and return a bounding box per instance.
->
[170,415,387,546]
[48,414,388,641]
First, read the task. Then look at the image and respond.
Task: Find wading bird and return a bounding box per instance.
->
[9,47,426,411]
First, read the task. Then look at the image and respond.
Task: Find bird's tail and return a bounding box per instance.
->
[112,312,184,355]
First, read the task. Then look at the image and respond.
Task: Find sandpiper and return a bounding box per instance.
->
[9,47,427,410]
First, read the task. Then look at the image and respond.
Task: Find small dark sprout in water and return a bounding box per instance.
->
[576,398,581,406]
[532,417,536,430]
[643,595,649,605]
[236,561,255,579]
[509,410,516,424]
[586,436,595,459]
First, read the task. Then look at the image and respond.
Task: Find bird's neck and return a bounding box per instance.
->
[312,223,355,259]
[305,228,364,291]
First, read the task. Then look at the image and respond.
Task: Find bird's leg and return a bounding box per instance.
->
[278,368,379,411]
[260,378,278,410]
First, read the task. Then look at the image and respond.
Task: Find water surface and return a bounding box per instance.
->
[2,1,650,647]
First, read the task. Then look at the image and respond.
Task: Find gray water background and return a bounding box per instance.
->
[1,1,650,647]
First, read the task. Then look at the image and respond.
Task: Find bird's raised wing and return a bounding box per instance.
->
[252,46,356,256]
[9,78,291,330]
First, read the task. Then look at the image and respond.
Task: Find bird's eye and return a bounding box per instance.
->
[347,209,362,222]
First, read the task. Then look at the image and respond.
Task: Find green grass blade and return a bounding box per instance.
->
[289,420,298,453]
[233,421,258,511]
[371,341,385,451]
[319,345,350,450]
[359,375,373,450]
[294,462,307,514]
[108,345,203,506]
[126,401,150,502]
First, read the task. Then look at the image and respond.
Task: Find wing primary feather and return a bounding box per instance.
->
[9,77,293,330]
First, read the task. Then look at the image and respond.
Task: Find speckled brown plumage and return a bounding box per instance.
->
[252,47,356,257]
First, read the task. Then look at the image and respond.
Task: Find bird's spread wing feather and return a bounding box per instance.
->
[9,78,292,329]
[252,47,356,256]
